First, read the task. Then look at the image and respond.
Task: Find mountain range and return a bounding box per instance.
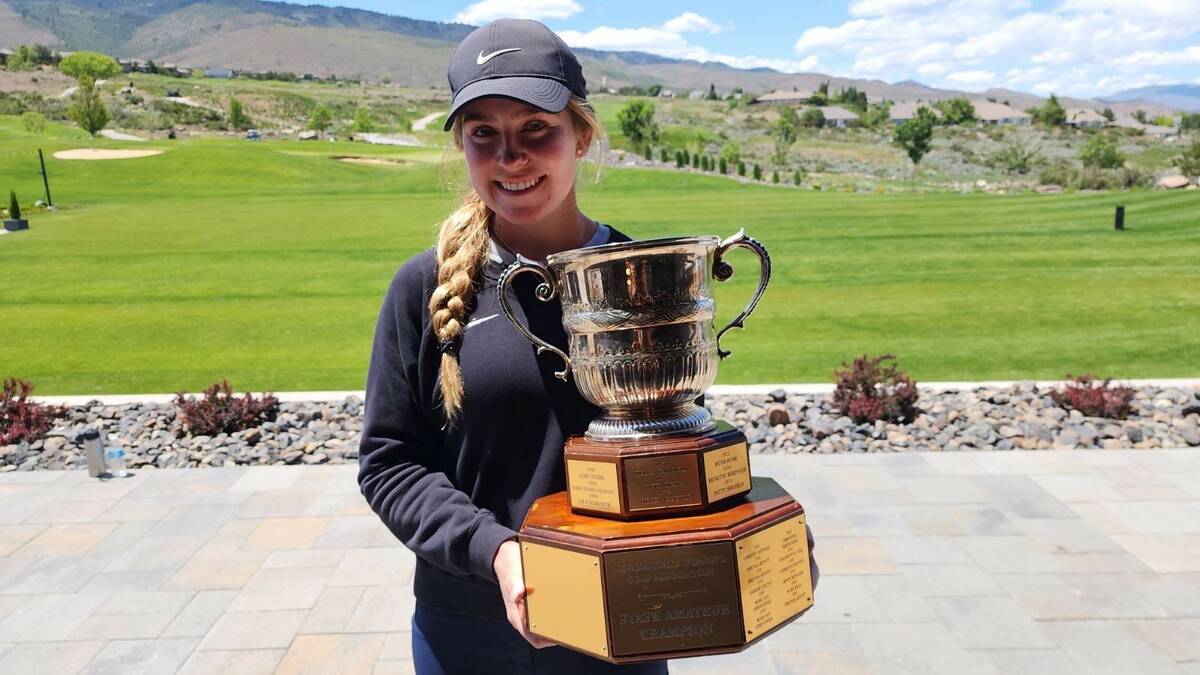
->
[2,0,1195,114]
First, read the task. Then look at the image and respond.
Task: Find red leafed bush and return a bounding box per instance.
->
[1050,375,1135,419]
[833,354,919,424]
[174,380,279,436]
[1,377,65,445]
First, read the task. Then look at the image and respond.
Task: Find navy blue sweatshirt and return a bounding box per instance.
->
[358,225,630,620]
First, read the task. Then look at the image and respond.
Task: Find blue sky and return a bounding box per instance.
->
[303,0,1200,97]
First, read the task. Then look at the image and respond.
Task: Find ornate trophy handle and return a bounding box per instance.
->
[496,260,572,381]
[712,229,772,359]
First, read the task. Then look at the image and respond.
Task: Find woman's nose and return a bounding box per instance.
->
[498,134,528,166]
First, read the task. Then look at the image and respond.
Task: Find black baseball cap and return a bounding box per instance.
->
[444,18,587,132]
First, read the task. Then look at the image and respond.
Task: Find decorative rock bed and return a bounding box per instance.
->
[2,384,1197,472]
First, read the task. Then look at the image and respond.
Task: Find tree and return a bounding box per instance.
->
[1180,113,1200,133]
[1132,109,1148,124]
[307,103,333,132]
[772,170,780,184]
[720,142,741,166]
[801,107,825,128]
[228,98,252,131]
[833,86,868,113]
[1153,114,1174,128]
[934,97,976,125]
[616,99,659,150]
[737,161,746,177]
[1101,108,1115,122]
[660,148,669,163]
[675,150,684,168]
[8,191,21,221]
[1174,139,1200,177]
[352,107,375,133]
[681,148,690,166]
[773,107,799,163]
[692,153,699,169]
[893,105,935,175]
[752,163,762,180]
[860,101,893,130]
[1032,94,1067,127]
[793,169,803,185]
[20,111,46,135]
[643,145,652,160]
[706,83,719,101]
[719,157,727,174]
[59,51,122,82]
[68,76,109,137]
[1079,134,1125,169]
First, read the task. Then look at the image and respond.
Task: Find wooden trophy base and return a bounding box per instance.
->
[564,421,752,520]
[520,476,814,664]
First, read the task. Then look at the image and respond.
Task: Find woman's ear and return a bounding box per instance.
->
[576,128,593,157]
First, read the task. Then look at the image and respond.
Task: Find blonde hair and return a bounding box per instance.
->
[430,96,605,422]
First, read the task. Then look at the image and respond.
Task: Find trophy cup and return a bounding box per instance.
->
[497,230,814,663]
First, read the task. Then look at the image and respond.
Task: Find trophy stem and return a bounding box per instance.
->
[585,403,716,441]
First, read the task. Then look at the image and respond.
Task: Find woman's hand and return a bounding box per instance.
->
[493,539,555,649]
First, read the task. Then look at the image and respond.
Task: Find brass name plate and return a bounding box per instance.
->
[567,459,622,514]
[703,442,751,503]
[736,513,813,641]
[624,454,702,512]
[604,541,743,657]
[523,542,608,658]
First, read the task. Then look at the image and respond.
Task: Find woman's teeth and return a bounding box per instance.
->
[499,176,543,192]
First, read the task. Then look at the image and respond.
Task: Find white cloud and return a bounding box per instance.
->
[452,0,581,25]
[559,14,814,74]
[945,70,996,87]
[790,0,1200,97]
[662,12,721,34]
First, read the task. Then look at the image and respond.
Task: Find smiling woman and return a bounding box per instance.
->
[355,18,670,675]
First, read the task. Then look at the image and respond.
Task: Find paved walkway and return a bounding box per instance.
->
[0,450,1198,674]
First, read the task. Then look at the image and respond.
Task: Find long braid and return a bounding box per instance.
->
[429,191,492,422]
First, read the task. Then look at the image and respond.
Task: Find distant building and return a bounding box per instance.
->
[752,88,815,105]
[1112,116,1175,138]
[688,90,706,100]
[1066,108,1107,128]
[658,89,675,98]
[205,67,233,79]
[819,105,860,127]
[888,101,943,124]
[971,100,1032,125]
[0,48,12,66]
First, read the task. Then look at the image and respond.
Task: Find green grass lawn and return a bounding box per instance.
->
[2,115,1198,394]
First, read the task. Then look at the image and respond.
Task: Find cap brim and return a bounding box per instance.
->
[443,77,572,131]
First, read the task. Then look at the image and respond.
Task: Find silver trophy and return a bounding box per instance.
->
[497,230,770,441]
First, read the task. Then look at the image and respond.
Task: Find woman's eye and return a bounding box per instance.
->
[525,120,548,132]
[470,126,494,138]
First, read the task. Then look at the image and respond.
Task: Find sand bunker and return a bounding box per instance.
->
[54,149,164,160]
[336,156,409,167]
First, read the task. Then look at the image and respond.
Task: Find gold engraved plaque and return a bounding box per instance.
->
[703,442,751,503]
[736,513,813,641]
[567,459,621,514]
[523,543,609,658]
[624,454,702,512]
[604,542,744,657]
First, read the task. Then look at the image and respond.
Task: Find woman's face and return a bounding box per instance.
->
[459,97,587,226]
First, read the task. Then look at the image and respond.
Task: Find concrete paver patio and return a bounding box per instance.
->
[1,450,1198,674]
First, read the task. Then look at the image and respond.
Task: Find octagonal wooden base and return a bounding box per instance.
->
[519,477,814,664]
[564,421,751,520]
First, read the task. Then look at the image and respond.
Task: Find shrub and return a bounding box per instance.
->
[228,98,252,131]
[793,169,803,185]
[990,138,1040,174]
[616,99,658,149]
[1050,375,1135,419]
[832,354,919,424]
[643,145,652,161]
[737,161,746,177]
[719,157,727,174]
[7,191,20,220]
[20,111,46,134]
[675,150,684,168]
[174,380,279,436]
[1,378,64,445]
[1079,134,1125,169]
[1038,160,1077,187]
[660,148,669,163]
[772,170,779,183]
[1174,139,1200,177]
[753,163,762,180]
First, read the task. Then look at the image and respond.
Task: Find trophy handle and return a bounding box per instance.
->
[496,260,572,381]
[712,229,772,359]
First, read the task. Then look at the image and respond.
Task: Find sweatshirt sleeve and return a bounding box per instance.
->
[357,260,517,582]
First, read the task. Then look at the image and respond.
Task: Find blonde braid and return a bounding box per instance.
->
[429,191,492,422]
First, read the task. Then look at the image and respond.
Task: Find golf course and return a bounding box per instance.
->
[2,115,1198,395]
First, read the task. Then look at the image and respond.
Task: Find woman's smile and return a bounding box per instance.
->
[496,175,546,193]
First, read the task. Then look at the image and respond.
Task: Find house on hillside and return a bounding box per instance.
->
[658,89,675,98]
[1113,116,1176,138]
[820,105,860,127]
[888,101,942,124]
[1067,108,1107,128]
[0,49,12,66]
[972,100,1032,125]
[752,88,815,105]
[688,90,706,100]
[205,67,233,79]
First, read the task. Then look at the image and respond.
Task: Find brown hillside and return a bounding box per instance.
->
[0,0,59,46]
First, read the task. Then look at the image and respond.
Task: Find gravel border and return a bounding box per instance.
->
[3,383,1197,472]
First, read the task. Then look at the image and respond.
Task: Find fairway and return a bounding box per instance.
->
[2,118,1199,394]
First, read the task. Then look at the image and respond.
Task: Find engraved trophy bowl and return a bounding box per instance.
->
[497,230,770,442]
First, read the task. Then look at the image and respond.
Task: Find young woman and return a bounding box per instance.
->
[357,18,669,674]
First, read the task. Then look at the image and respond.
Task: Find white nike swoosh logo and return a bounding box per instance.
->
[464,313,499,330]
[477,48,522,65]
